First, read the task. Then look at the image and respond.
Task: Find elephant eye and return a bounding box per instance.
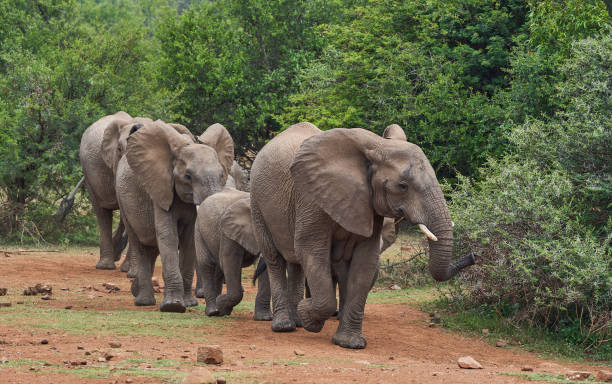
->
[185,173,192,182]
[398,182,409,191]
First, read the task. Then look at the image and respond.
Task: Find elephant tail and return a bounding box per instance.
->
[252,254,267,286]
[55,176,86,222]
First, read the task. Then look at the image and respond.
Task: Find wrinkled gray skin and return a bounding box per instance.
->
[194,188,271,320]
[116,121,234,313]
[250,122,474,349]
[228,161,250,191]
[79,111,152,270]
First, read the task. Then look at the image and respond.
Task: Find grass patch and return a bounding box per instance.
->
[0,305,233,340]
[367,286,436,305]
[501,372,601,383]
[424,298,612,363]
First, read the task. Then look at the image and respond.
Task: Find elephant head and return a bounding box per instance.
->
[290,128,474,281]
[220,197,258,256]
[126,121,234,210]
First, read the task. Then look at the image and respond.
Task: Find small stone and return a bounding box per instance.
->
[104,352,115,361]
[521,366,534,372]
[85,351,91,356]
[70,360,87,366]
[481,328,489,335]
[0,357,8,364]
[0,303,11,308]
[566,371,591,381]
[41,294,52,300]
[98,357,106,362]
[390,284,401,290]
[41,339,49,345]
[64,306,73,310]
[240,354,245,359]
[109,341,122,348]
[216,377,227,384]
[428,322,436,328]
[432,372,441,376]
[0,288,7,296]
[182,367,216,384]
[23,287,37,296]
[16,301,23,304]
[181,355,189,359]
[294,349,305,356]
[495,339,507,347]
[125,379,133,384]
[60,287,69,291]
[249,344,256,350]
[103,282,119,292]
[457,356,483,369]
[389,356,394,360]
[35,283,52,295]
[196,345,223,365]
[595,370,612,382]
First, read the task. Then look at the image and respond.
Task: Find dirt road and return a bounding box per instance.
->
[0,248,607,383]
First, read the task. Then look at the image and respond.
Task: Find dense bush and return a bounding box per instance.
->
[448,34,612,353]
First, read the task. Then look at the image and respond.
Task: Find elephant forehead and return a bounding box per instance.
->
[180,144,219,162]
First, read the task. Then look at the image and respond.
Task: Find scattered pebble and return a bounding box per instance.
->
[0,288,7,296]
[521,366,534,372]
[41,339,49,345]
[64,306,73,310]
[109,341,122,348]
[294,349,305,356]
[457,356,483,369]
[196,345,223,365]
[566,371,591,381]
[216,376,227,384]
[390,284,401,290]
[249,344,256,350]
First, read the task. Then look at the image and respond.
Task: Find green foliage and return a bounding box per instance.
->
[448,33,612,354]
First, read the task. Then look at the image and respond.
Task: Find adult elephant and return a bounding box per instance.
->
[250,122,475,348]
[79,112,153,270]
[116,121,234,312]
[225,161,250,191]
[194,188,271,320]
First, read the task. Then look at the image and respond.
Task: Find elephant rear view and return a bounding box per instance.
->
[116,120,234,313]
[194,188,271,320]
[250,122,475,349]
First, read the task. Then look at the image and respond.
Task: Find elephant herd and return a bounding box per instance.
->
[74,112,475,349]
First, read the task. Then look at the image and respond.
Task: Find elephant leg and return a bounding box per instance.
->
[251,201,294,332]
[215,238,244,316]
[93,204,116,270]
[126,245,138,278]
[332,237,380,349]
[112,218,127,262]
[254,268,272,321]
[154,210,185,313]
[287,262,305,327]
[132,243,156,307]
[195,230,221,315]
[179,222,198,308]
[119,245,130,272]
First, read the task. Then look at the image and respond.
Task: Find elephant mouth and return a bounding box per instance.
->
[394,206,438,242]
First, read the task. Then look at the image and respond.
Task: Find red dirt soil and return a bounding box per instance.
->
[0,249,607,383]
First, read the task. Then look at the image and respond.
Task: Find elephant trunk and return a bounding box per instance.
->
[423,187,475,282]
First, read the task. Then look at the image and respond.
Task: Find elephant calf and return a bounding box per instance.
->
[195,188,271,320]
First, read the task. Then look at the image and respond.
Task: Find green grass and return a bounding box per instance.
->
[501,372,608,383]
[366,286,436,305]
[0,304,233,340]
[423,300,612,364]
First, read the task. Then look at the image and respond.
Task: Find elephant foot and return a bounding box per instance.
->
[183,294,198,307]
[96,259,116,270]
[126,267,137,279]
[271,313,296,332]
[160,295,186,313]
[135,294,156,306]
[297,299,325,333]
[216,294,238,316]
[332,330,367,349]
[205,303,220,316]
[253,310,273,321]
[195,288,205,298]
[130,278,139,297]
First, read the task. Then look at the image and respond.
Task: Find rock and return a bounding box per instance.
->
[98,357,106,362]
[70,360,87,366]
[430,312,441,323]
[109,342,122,348]
[432,372,441,376]
[428,322,436,328]
[23,287,38,296]
[0,302,11,308]
[197,345,223,365]
[390,284,401,290]
[249,344,256,350]
[216,377,226,384]
[389,356,394,360]
[103,283,119,292]
[521,366,534,372]
[495,339,507,347]
[294,349,305,356]
[566,371,591,381]
[457,356,483,369]
[35,283,52,295]
[125,379,133,384]
[481,328,489,335]
[85,351,91,356]
[41,339,49,345]
[182,367,216,384]
[104,352,115,361]
[41,294,52,300]
[595,370,612,382]
[60,287,69,291]
[65,306,73,310]
[77,346,84,350]
[0,288,7,296]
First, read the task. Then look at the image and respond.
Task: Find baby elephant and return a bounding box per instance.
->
[195,188,272,320]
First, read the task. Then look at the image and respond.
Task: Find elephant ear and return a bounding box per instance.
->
[382,124,407,141]
[198,123,234,177]
[290,128,381,238]
[126,121,192,211]
[167,122,196,143]
[101,118,131,173]
[220,197,258,255]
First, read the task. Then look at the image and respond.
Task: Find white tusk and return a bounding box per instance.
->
[418,224,438,242]
[451,221,454,227]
